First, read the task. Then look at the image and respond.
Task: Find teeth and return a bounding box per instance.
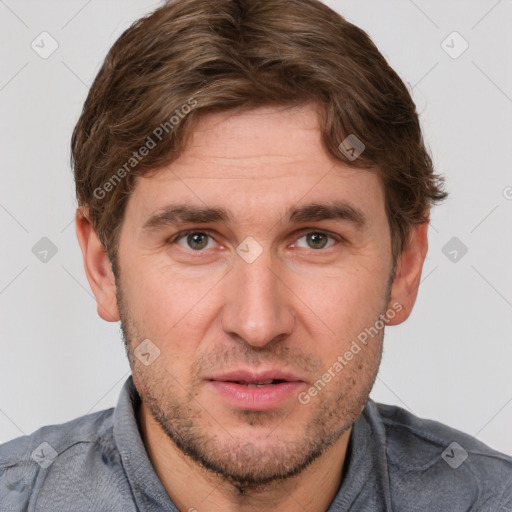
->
[239,379,274,387]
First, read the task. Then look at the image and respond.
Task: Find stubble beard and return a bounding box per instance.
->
[115,273,389,492]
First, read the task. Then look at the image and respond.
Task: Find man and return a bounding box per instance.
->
[1,0,511,510]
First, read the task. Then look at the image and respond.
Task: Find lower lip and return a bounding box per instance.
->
[207,381,305,411]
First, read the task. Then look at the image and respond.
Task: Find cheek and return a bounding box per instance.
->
[289,265,390,387]
[293,260,390,327]
[303,327,383,410]
[122,256,223,339]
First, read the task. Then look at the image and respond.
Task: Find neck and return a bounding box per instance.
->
[138,402,351,512]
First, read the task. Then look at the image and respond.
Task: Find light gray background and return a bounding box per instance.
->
[1,0,511,455]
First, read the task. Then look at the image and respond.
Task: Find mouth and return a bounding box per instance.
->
[207,368,305,383]
[230,379,288,387]
[205,369,307,411]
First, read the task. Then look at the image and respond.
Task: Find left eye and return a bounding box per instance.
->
[294,231,337,250]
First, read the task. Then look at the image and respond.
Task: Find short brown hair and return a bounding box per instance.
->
[71,0,447,273]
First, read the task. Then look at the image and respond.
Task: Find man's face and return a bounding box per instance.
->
[115,103,395,486]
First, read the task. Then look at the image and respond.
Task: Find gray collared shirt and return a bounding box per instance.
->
[1,376,511,511]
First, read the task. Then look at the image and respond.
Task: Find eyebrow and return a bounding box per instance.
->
[141,201,367,232]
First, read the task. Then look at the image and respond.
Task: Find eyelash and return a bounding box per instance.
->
[167,229,343,252]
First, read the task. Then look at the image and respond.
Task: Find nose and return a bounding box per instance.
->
[220,249,296,349]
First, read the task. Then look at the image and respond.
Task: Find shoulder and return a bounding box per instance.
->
[0,408,133,512]
[371,401,512,510]
[0,408,115,467]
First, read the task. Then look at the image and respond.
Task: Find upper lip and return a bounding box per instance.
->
[207,368,305,383]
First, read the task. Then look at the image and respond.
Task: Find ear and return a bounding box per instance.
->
[75,207,120,322]
[385,221,429,325]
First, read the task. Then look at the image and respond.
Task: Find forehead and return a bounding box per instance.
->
[126,103,385,226]
[183,103,322,162]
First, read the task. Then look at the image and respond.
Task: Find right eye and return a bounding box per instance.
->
[170,231,219,251]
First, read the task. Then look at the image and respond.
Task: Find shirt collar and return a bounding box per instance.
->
[326,400,387,511]
[113,376,178,512]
